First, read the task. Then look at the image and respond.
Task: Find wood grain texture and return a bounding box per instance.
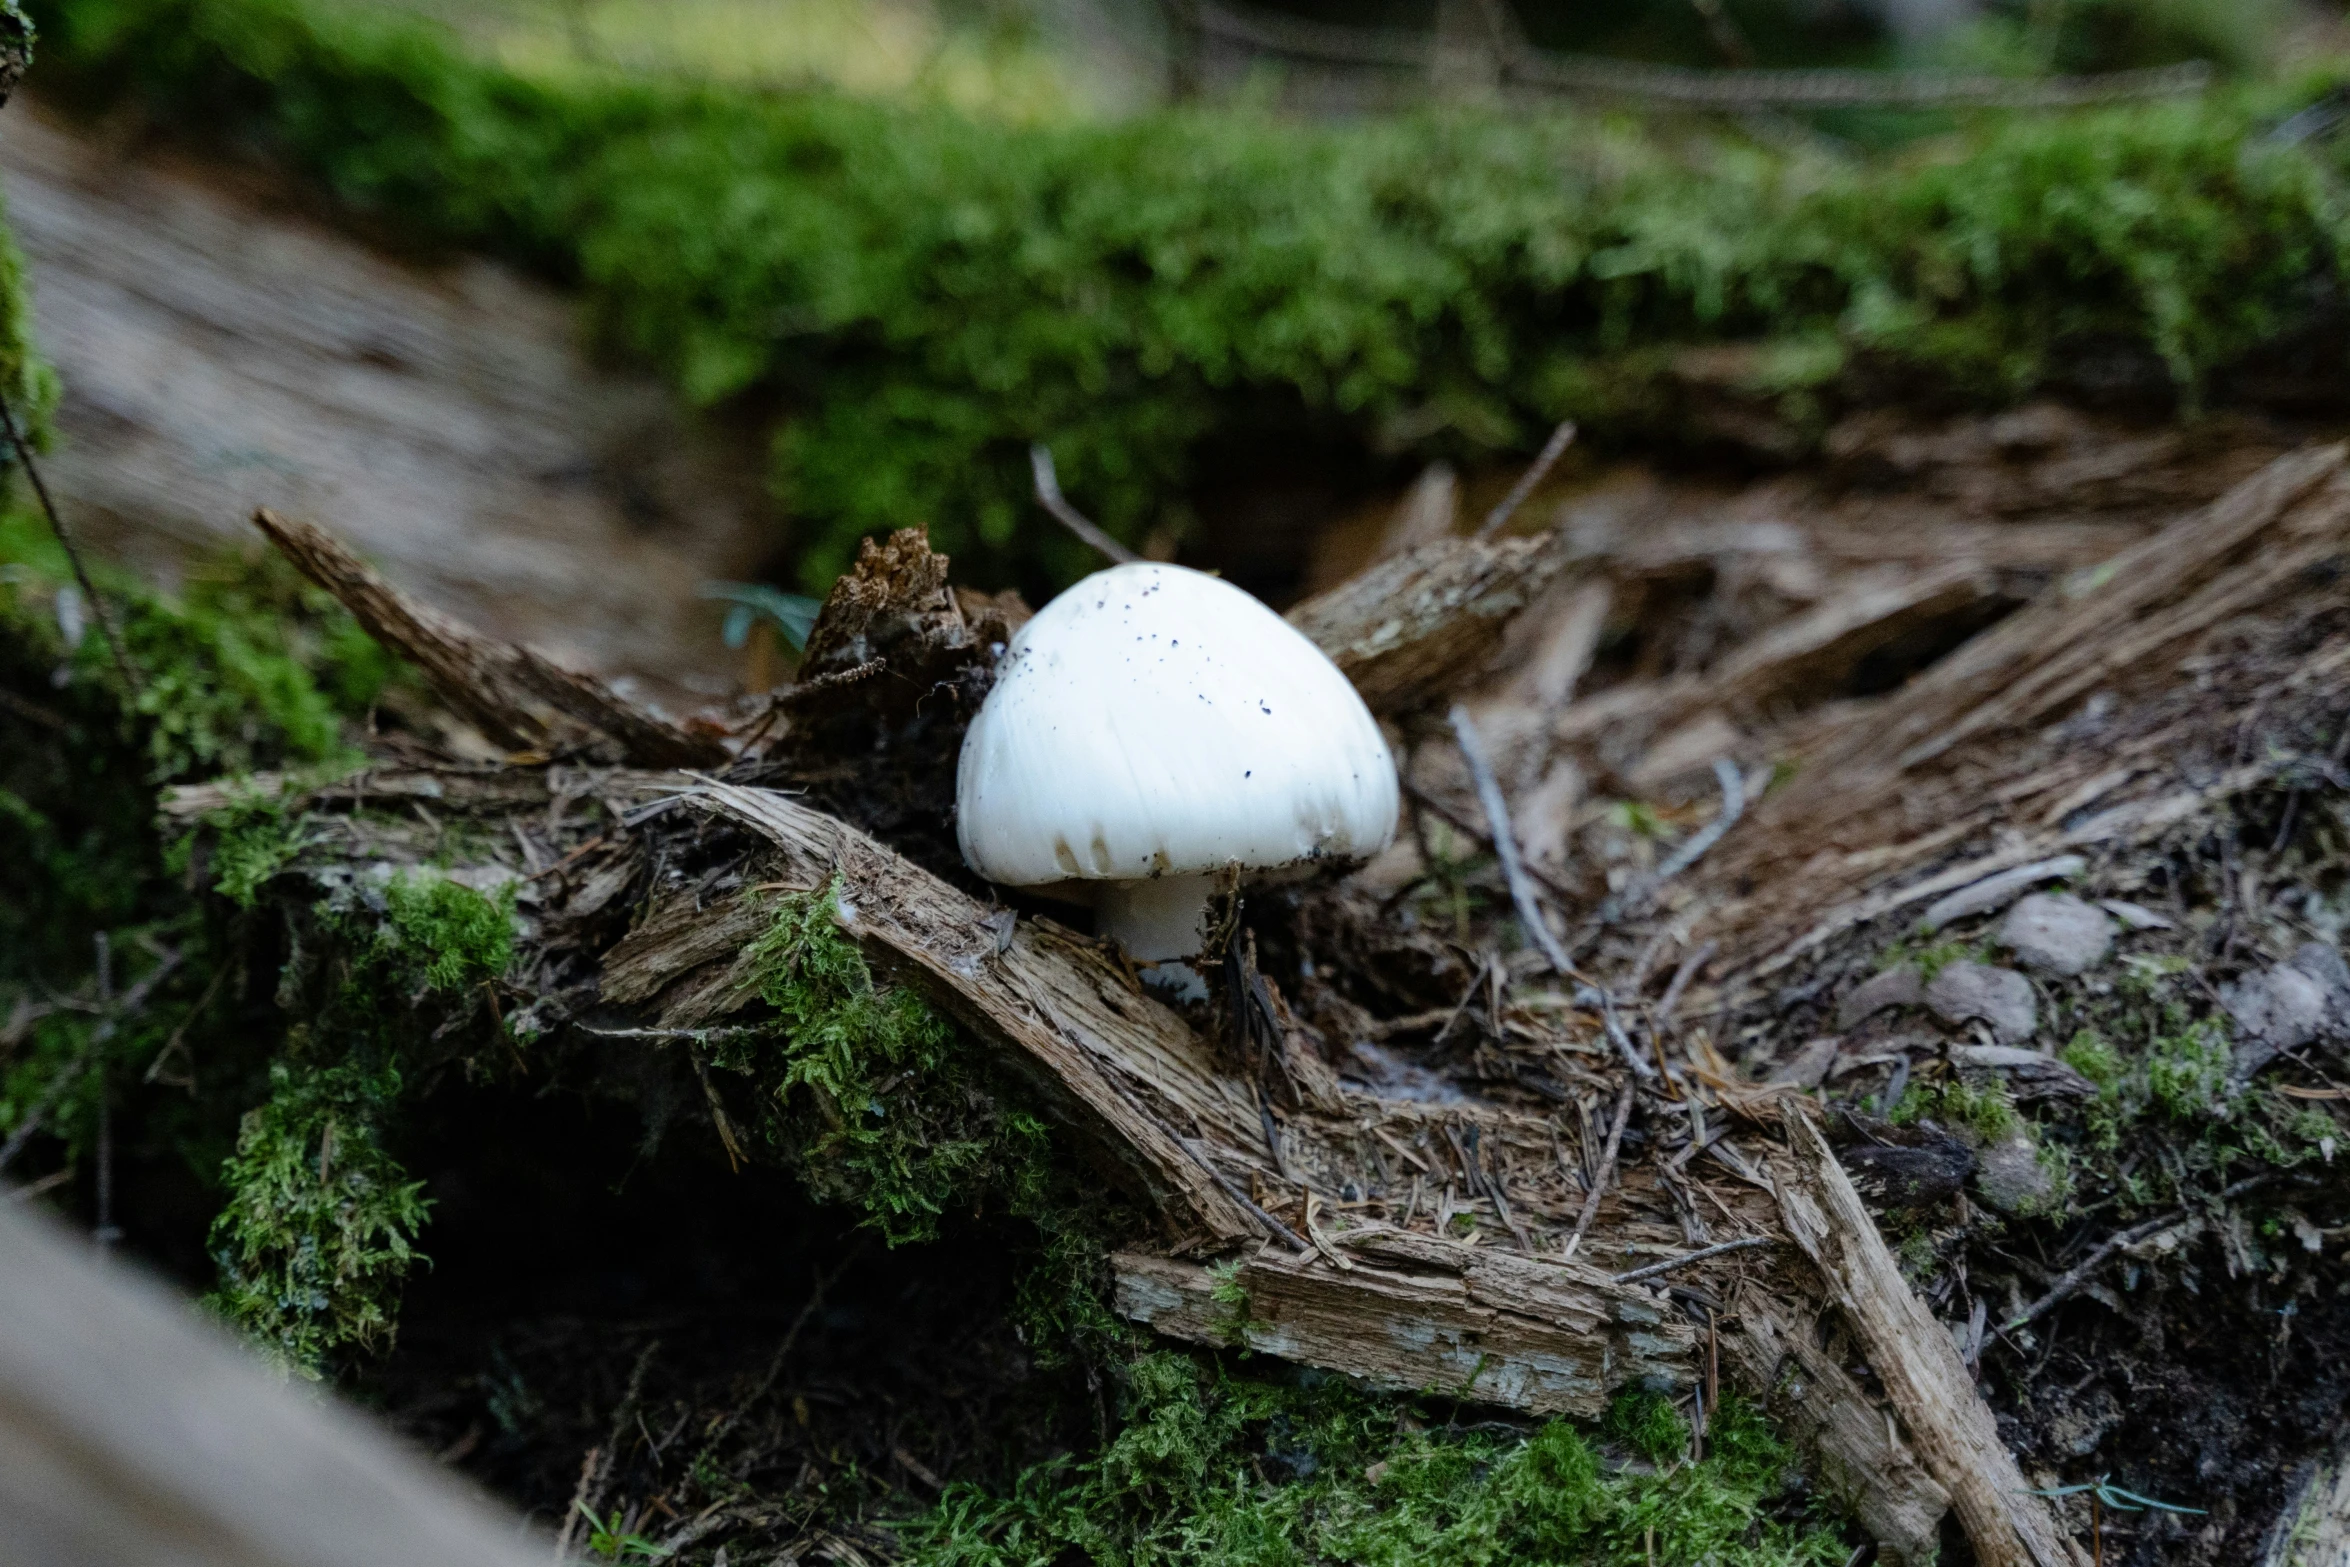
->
[1286,532,1573,712]
[1725,1291,1951,1566]
[0,1200,541,1567]
[1776,1104,2086,1567]
[1,103,766,696]
[690,778,1263,1251]
[1114,1225,1693,1417]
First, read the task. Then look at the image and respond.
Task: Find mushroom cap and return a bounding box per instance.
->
[956,562,1398,887]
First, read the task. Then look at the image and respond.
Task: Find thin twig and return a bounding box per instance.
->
[1184,1138,1310,1252]
[0,391,140,694]
[554,1445,600,1562]
[1474,420,1575,539]
[1579,984,1658,1081]
[2002,1173,2281,1331]
[1652,757,1746,885]
[685,1254,854,1490]
[1609,1233,1774,1286]
[1656,940,1718,1027]
[93,933,118,1254]
[1564,1087,1634,1259]
[1030,445,1139,565]
[1450,703,1574,974]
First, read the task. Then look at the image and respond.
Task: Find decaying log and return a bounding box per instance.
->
[231,508,1959,1563]
[1776,1104,2087,1567]
[1114,1223,1693,1417]
[252,509,725,767]
[0,1201,539,1567]
[1287,531,1574,712]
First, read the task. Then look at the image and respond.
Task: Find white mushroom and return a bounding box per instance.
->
[956,562,1398,968]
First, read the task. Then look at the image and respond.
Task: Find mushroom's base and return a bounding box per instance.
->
[1096,872,1215,963]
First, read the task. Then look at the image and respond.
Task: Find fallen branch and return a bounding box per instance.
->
[1610,1233,1775,1286]
[1474,420,1576,540]
[252,508,724,767]
[1777,1103,2087,1567]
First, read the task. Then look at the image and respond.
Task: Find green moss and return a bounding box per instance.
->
[204,1055,430,1376]
[2147,1015,2234,1120]
[33,0,2350,595]
[1892,1074,2022,1144]
[2062,1027,2125,1089]
[1604,1387,1690,1467]
[720,880,1134,1360]
[381,871,514,990]
[900,1355,1843,1567]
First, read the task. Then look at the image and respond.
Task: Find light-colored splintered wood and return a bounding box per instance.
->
[1286,532,1573,713]
[1776,1105,2086,1567]
[1113,1226,1694,1418]
[0,1200,541,1567]
[1725,1293,1951,1566]
[689,779,1263,1252]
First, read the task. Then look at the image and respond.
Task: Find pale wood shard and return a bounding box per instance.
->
[0,1200,542,1567]
[1287,531,1574,712]
[1775,1104,2087,1567]
[252,509,727,768]
[2258,1431,2350,1566]
[1113,1226,1694,1418]
[1724,1292,1951,1567]
[685,778,1263,1252]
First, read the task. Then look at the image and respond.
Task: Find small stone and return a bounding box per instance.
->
[1951,1043,2096,1101]
[1972,1135,2056,1215]
[2226,945,2350,1078]
[1836,964,1924,1031]
[1996,893,2115,977]
[1767,1037,1842,1090]
[1925,961,2037,1044]
[2099,899,2173,932]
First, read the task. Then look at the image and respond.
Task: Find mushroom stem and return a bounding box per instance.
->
[1097,873,1217,962]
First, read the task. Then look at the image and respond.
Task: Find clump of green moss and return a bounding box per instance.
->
[205,1055,429,1375]
[204,870,515,1372]
[1892,1074,2021,1144]
[901,1356,1845,1567]
[719,880,1135,1360]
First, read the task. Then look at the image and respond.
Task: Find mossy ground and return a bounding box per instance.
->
[904,1358,1845,1567]
[33,0,2350,599]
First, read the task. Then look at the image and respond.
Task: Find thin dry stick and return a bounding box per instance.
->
[0,391,140,695]
[573,1339,661,1546]
[1474,420,1576,539]
[1450,703,1574,974]
[0,941,182,1176]
[1656,940,1718,1027]
[1564,1087,1634,1259]
[553,1446,601,1561]
[2003,1172,2280,1331]
[1608,1233,1774,1285]
[1030,445,1140,565]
